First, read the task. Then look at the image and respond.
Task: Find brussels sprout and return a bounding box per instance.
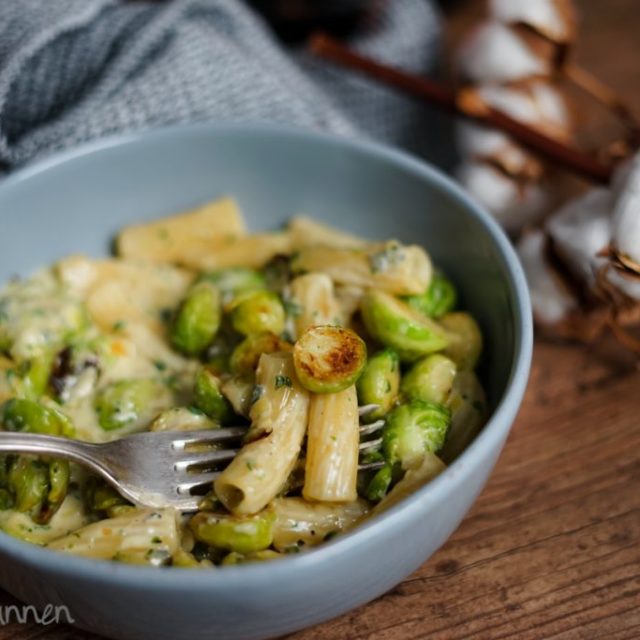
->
[360,291,449,362]
[440,312,483,371]
[230,291,285,337]
[0,400,71,522]
[84,478,129,516]
[193,368,234,424]
[293,326,366,394]
[0,398,74,437]
[46,460,70,510]
[171,282,221,356]
[8,457,49,515]
[404,273,457,319]
[95,379,173,431]
[365,464,394,502]
[14,351,56,400]
[356,349,400,421]
[189,510,275,554]
[382,401,450,470]
[230,332,291,376]
[441,371,487,463]
[0,489,13,510]
[200,267,266,305]
[150,407,218,433]
[400,354,457,404]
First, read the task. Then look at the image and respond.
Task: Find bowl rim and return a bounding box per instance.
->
[0,122,533,588]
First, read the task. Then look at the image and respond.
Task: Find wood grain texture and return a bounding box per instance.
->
[1,0,639,638]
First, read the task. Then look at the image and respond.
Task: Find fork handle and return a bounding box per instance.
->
[0,432,116,484]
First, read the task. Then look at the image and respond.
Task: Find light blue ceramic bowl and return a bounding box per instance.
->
[0,124,532,640]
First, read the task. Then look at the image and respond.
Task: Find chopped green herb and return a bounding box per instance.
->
[151,536,162,544]
[153,360,167,372]
[112,320,126,332]
[275,375,292,389]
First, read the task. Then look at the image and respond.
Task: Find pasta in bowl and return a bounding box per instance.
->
[0,124,532,640]
[0,197,487,567]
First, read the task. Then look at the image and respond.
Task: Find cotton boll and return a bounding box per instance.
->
[456,124,542,178]
[606,269,640,301]
[546,188,612,289]
[490,0,576,44]
[457,21,549,85]
[610,152,640,271]
[517,230,577,324]
[476,81,572,140]
[457,161,548,232]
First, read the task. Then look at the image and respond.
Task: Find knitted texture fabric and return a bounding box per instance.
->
[0,0,441,172]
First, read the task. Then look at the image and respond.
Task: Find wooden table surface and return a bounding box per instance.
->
[1,0,639,639]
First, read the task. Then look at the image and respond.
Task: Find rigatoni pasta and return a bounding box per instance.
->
[288,273,342,338]
[214,353,310,515]
[303,385,360,502]
[0,196,487,567]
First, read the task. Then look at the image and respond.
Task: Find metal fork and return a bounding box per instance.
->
[0,405,385,511]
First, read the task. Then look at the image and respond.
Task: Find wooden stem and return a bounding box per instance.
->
[309,33,615,184]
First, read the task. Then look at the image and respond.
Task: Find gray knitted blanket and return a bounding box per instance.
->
[0,0,441,173]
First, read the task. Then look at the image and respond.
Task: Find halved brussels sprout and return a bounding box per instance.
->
[404,272,457,319]
[13,351,56,401]
[230,291,285,337]
[293,326,367,394]
[84,477,130,516]
[360,290,449,362]
[193,368,234,424]
[441,371,487,463]
[365,464,394,502]
[400,354,457,404]
[0,488,13,510]
[230,332,291,376]
[440,312,483,371]
[356,349,400,421]
[189,510,275,554]
[150,407,218,433]
[382,400,450,470]
[0,398,74,437]
[5,455,69,524]
[8,457,49,515]
[95,379,173,431]
[171,282,221,356]
[200,267,266,305]
[0,399,72,523]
